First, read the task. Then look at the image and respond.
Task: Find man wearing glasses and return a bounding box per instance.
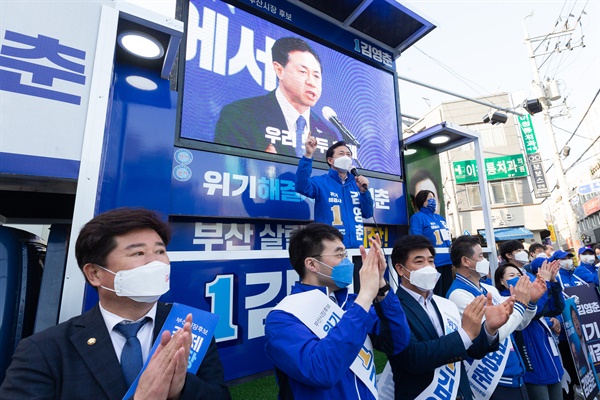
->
[264,223,410,399]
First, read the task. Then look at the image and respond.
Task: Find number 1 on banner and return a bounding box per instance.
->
[331,205,342,226]
[433,230,443,245]
[206,274,238,342]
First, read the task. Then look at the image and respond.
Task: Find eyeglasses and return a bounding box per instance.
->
[312,250,348,260]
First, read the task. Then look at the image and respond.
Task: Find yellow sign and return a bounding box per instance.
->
[548,224,557,242]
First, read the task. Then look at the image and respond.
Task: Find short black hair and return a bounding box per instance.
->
[391,234,436,268]
[75,208,171,280]
[499,240,524,262]
[528,242,544,256]
[450,235,481,268]
[414,190,434,211]
[289,223,343,278]
[494,262,523,291]
[325,141,350,167]
[272,37,322,71]
[594,244,600,251]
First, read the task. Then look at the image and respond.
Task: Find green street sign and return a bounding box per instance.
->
[517,114,539,154]
[453,160,478,184]
[453,154,529,184]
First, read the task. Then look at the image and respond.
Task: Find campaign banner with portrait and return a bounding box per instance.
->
[562,297,600,400]
[564,285,600,375]
[181,0,402,177]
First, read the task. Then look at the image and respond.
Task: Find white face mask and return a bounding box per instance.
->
[403,265,440,291]
[333,155,353,172]
[581,255,596,265]
[98,260,170,303]
[467,258,490,277]
[514,251,529,263]
[559,259,574,271]
[535,253,548,259]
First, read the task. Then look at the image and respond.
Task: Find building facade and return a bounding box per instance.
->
[405,93,548,246]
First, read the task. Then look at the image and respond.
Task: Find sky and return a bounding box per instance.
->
[396,0,600,181]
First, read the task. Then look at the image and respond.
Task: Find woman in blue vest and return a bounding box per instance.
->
[495,261,565,400]
[409,189,452,297]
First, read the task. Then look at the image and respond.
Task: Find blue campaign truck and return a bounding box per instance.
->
[0,0,434,382]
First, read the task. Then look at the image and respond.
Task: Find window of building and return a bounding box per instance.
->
[466,184,482,208]
[470,123,508,148]
[464,180,520,208]
[490,181,519,204]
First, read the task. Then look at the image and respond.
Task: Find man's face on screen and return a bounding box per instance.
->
[274,50,322,113]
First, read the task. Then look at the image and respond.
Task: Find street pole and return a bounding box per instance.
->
[523,18,580,250]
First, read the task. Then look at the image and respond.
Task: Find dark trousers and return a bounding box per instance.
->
[558,339,578,400]
[491,384,529,400]
[434,264,454,298]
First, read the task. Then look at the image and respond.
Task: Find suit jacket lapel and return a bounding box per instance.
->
[397,287,441,340]
[70,305,128,399]
[153,302,171,340]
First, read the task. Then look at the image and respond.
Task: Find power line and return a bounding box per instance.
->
[563,88,600,148]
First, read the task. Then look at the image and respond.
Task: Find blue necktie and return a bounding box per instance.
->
[295,115,306,157]
[114,318,149,387]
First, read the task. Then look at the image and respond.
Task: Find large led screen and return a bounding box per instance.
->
[181,0,402,176]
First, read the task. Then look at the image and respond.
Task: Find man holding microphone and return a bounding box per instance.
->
[295,132,373,248]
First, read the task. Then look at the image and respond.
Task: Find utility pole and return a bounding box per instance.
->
[523,14,582,249]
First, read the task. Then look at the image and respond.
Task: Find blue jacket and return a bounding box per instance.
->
[574,262,599,286]
[264,282,410,400]
[501,282,565,385]
[409,207,452,266]
[557,268,586,288]
[295,157,374,248]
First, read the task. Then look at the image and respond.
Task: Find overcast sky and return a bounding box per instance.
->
[397,0,600,180]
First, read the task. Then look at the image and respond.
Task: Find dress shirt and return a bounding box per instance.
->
[99,302,157,363]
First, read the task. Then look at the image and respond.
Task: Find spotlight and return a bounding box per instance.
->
[482,111,508,125]
[117,31,164,59]
[429,135,450,144]
[523,99,543,115]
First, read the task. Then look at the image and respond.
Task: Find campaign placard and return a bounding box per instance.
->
[562,296,600,400]
[122,303,219,399]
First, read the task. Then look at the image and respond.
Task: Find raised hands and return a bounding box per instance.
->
[304,131,317,158]
[530,275,548,303]
[509,275,532,305]
[135,313,193,400]
[356,235,387,311]
[484,293,514,336]
[461,295,486,340]
[537,259,560,282]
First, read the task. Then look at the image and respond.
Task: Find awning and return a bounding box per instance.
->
[477,227,534,241]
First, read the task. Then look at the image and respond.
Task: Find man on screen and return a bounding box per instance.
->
[214,37,341,160]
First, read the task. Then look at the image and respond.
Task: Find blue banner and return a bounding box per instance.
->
[122,303,219,399]
[562,296,600,400]
[170,148,407,225]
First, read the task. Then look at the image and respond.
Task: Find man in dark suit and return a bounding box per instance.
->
[214,37,341,161]
[0,208,231,400]
[387,235,514,400]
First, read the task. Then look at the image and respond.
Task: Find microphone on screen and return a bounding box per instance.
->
[350,167,368,189]
[322,106,361,147]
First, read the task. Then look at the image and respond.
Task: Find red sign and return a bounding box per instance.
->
[583,196,600,217]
